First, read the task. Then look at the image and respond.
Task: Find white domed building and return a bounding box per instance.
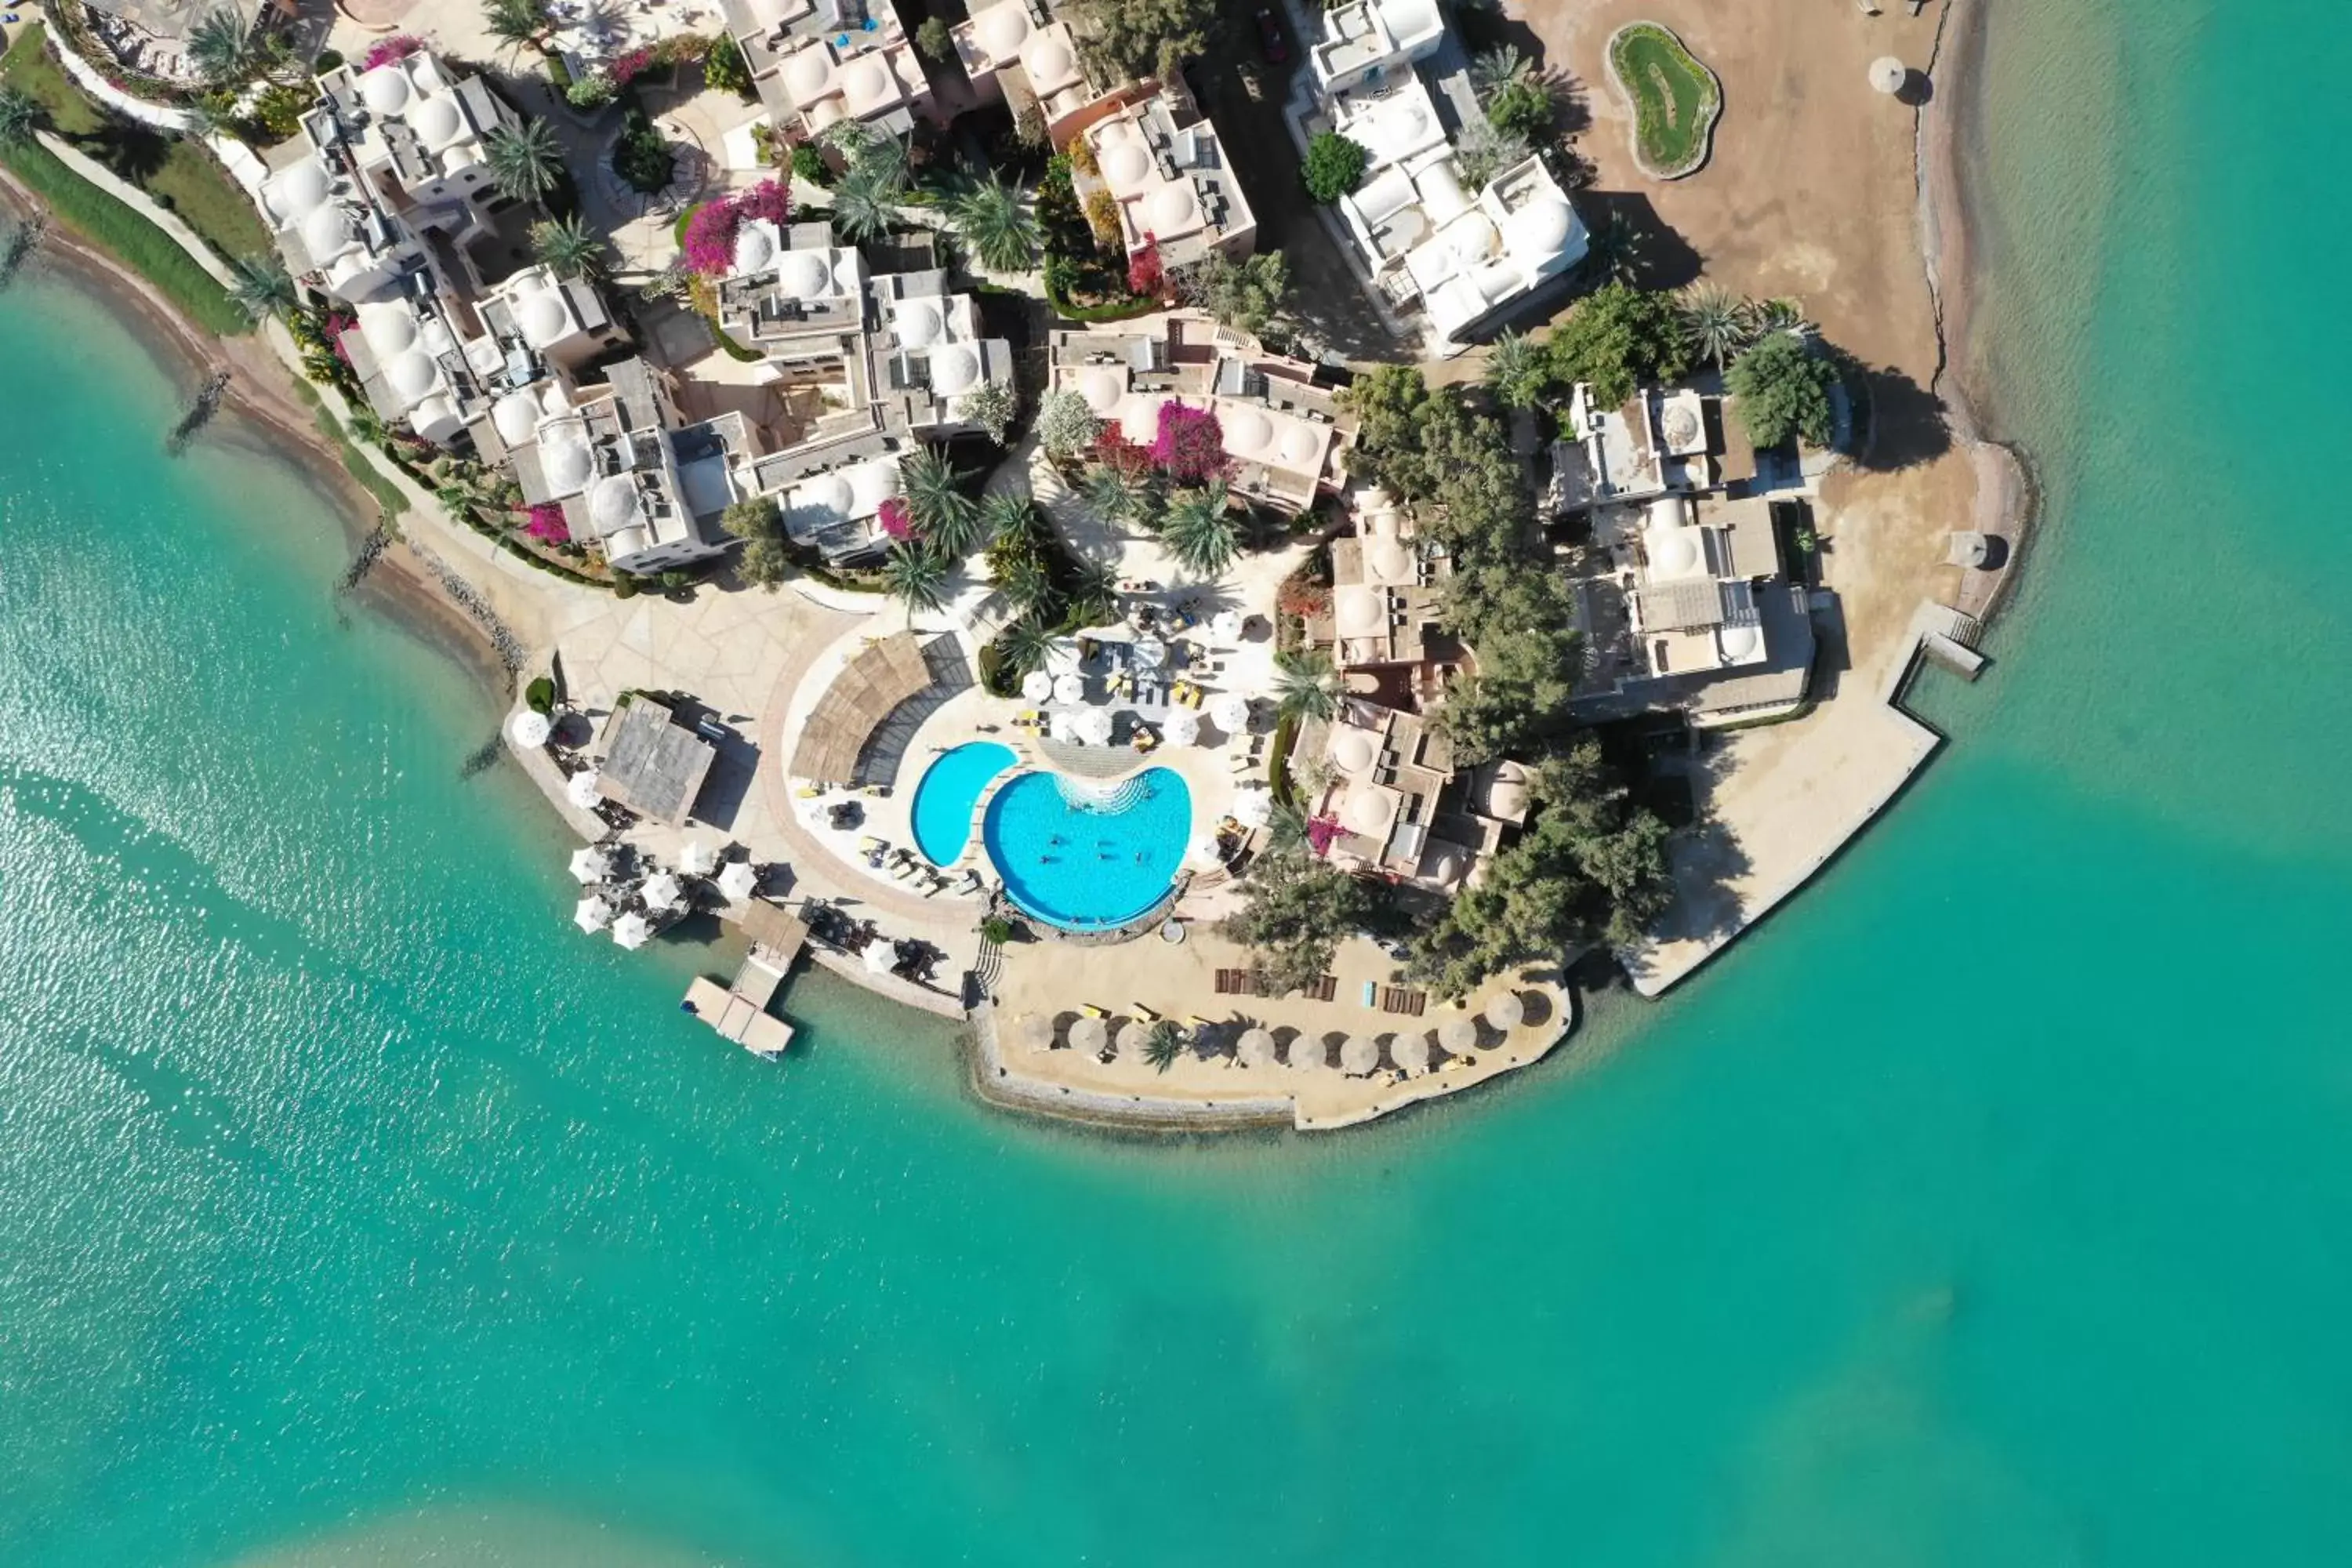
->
[1076,89,1258,270]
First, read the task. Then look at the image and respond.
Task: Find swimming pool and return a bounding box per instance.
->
[984,768,1193,931]
[910,742,1018,866]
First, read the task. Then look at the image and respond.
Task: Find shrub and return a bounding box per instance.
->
[980,915,1015,945]
[1014,103,1047,149]
[359,34,425,72]
[877,495,916,540]
[914,15,953,61]
[567,72,617,109]
[735,176,789,225]
[1067,136,1097,178]
[659,568,692,591]
[313,49,343,74]
[253,83,314,140]
[1126,234,1163,296]
[703,31,752,96]
[612,108,675,193]
[524,502,570,542]
[1036,389,1101,459]
[789,143,829,187]
[609,45,657,85]
[1301,132,1367,203]
[959,379,1018,445]
[1082,187,1121,249]
[1152,400,1227,484]
[679,198,740,274]
[524,676,556,713]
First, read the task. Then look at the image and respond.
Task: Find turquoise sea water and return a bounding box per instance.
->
[985,767,1191,929]
[909,741,1015,866]
[9,2,2352,1559]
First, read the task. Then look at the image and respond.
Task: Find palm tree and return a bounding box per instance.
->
[1680,284,1749,372]
[483,0,551,56]
[901,446,979,555]
[827,162,899,242]
[227,255,296,324]
[997,614,1059,676]
[881,543,949,617]
[1273,647,1339,724]
[1160,482,1237,579]
[187,10,252,85]
[1143,1019,1185,1073]
[531,214,604,279]
[949,172,1040,274]
[1069,557,1119,626]
[1469,45,1535,99]
[1485,328,1548,410]
[993,550,1054,617]
[1746,296,1813,339]
[1080,463,1145,523]
[484,121,564,204]
[979,490,1036,545]
[1265,801,1310,857]
[0,87,39,147]
[1583,209,1646,287]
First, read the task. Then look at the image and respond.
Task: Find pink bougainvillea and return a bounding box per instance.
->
[325,312,358,366]
[678,182,792,278]
[361,34,426,72]
[876,496,914,540]
[1150,399,1228,484]
[1092,426,1154,481]
[524,503,571,543]
[1126,232,1163,297]
[735,177,789,227]
[609,45,657,85]
[1306,815,1341,856]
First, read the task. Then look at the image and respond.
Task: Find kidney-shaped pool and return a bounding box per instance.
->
[982,768,1192,931]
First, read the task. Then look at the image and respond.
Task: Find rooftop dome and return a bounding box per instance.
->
[301,202,354,260]
[1720,623,1763,660]
[1338,590,1382,637]
[1225,408,1271,455]
[1102,141,1151,187]
[1021,33,1073,87]
[844,56,889,104]
[1332,728,1376,775]
[358,64,412,117]
[1660,402,1702,448]
[1339,783,1394,837]
[1650,529,1700,577]
[806,473,854,517]
[543,437,593,495]
[411,92,464,151]
[516,287,571,349]
[1504,194,1577,259]
[1280,423,1321,466]
[358,303,416,358]
[733,221,775,274]
[1424,848,1465,887]
[931,343,980,397]
[590,474,641,531]
[1080,367,1124,413]
[1147,183,1200,234]
[409,394,463,444]
[538,383,571,416]
[492,389,540,447]
[1483,760,1530,822]
[780,249,831,300]
[272,159,331,220]
[385,347,439,403]
[1368,538,1410,582]
[786,47,833,100]
[849,458,900,515]
[895,299,942,348]
[973,0,1029,58]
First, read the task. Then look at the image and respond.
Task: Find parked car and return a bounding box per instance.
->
[1254,6,1288,64]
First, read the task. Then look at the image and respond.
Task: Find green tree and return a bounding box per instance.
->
[1454,121,1531,190]
[914,15,953,61]
[723,497,791,589]
[994,550,1056,617]
[1746,296,1812,338]
[1070,0,1218,85]
[881,542,950,615]
[483,0,551,56]
[1273,647,1339,724]
[485,120,564,203]
[1143,1018,1185,1073]
[949,172,1040,274]
[1263,800,1310,857]
[1218,850,1377,997]
[0,88,38,147]
[1068,557,1119,626]
[958,379,1019,445]
[1484,328,1549,410]
[187,10,254,84]
[1160,481,1238,579]
[980,491,1037,545]
[828,162,898,241]
[227,255,296,324]
[1175,250,1288,336]
[997,615,1059,676]
[531,213,605,279]
[1036,389,1101,459]
[1301,132,1368,204]
[1080,461,1146,523]
[1679,283,1750,372]
[900,446,980,555]
[702,32,753,96]
[1473,47,1556,140]
[1544,281,1689,407]
[1726,332,1838,448]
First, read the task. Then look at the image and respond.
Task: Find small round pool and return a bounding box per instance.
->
[910,741,1018,866]
[984,768,1192,931]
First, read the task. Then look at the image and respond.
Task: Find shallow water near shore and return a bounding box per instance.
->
[9,0,2352,1556]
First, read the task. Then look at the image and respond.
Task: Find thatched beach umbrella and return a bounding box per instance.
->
[1068,1014,1108,1057]
[717,860,760,902]
[1236,1027,1277,1069]
[565,770,603,810]
[1018,1013,1054,1050]
[641,871,685,913]
[1339,1034,1380,1076]
[610,912,652,949]
[1022,668,1054,702]
[508,709,552,748]
[1391,1030,1433,1076]
[572,895,613,933]
[1870,56,1908,95]
[1289,1035,1325,1071]
[1485,992,1526,1032]
[1440,1014,1479,1056]
[568,846,612,885]
[1114,1020,1152,1059]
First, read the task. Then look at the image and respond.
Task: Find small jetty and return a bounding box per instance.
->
[684,904,808,1059]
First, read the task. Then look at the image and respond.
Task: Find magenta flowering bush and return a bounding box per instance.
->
[610,45,656,85]
[1306,815,1341,856]
[524,503,571,543]
[679,180,793,277]
[735,178,789,227]
[876,496,914,540]
[1151,400,1227,484]
[361,35,426,72]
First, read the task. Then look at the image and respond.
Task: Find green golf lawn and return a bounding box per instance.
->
[1609,24,1721,177]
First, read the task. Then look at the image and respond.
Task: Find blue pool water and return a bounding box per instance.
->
[910,741,1017,865]
[984,768,1192,929]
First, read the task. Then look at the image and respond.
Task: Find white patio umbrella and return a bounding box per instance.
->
[1391,1030,1433,1076]
[1068,1015,1107,1056]
[1339,1033,1381,1075]
[1485,992,1526,1032]
[1229,786,1271,827]
[1210,608,1243,643]
[1210,692,1251,734]
[507,709,552,748]
[568,845,612,885]
[1021,669,1054,702]
[1289,1035,1325,1070]
[565,770,604,810]
[1440,1014,1479,1056]
[863,940,896,975]
[1114,1020,1151,1059]
[572,895,613,933]
[1053,672,1085,704]
[1018,1013,1054,1050]
[641,871,685,912]
[1162,708,1200,746]
[1870,55,1908,95]
[677,839,717,877]
[610,912,652,949]
[1045,637,1083,676]
[1132,635,1166,670]
[1236,1027,1277,1069]
[1187,833,1225,869]
[1050,710,1080,743]
[717,860,760,902]
[1075,707,1114,746]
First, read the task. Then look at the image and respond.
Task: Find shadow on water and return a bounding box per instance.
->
[458,731,506,780]
[164,370,231,457]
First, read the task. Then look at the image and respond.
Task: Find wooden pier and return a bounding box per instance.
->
[683,906,809,1059]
